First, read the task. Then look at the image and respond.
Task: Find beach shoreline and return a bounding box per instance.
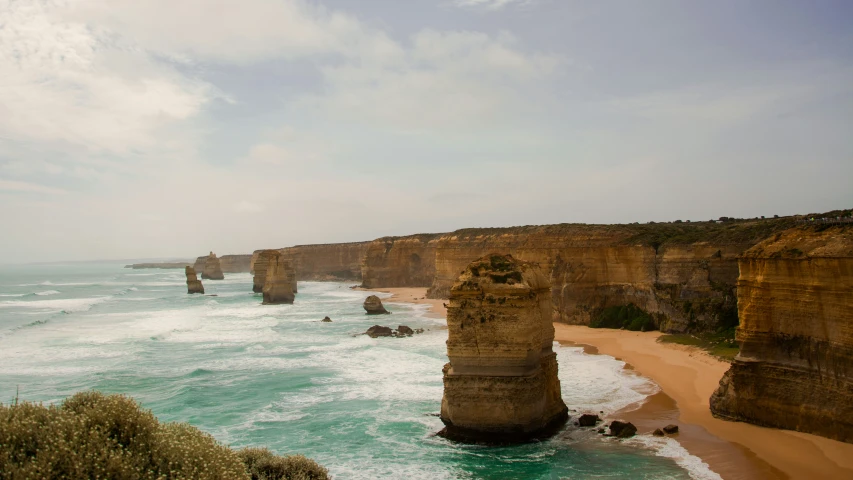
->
[371,287,853,480]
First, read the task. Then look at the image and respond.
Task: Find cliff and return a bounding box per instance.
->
[249,242,371,282]
[359,234,440,288]
[194,254,251,273]
[710,225,853,442]
[359,219,797,332]
[126,262,192,269]
[439,254,568,442]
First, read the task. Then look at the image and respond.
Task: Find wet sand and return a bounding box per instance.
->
[557,325,853,480]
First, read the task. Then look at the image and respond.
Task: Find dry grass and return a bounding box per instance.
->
[0,391,329,480]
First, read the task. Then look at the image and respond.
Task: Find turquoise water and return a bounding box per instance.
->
[0,263,720,479]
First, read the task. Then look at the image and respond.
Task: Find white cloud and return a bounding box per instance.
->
[0,178,66,194]
[0,0,215,156]
[453,0,536,10]
[302,30,563,131]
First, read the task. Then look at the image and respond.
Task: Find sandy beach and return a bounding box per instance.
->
[554,325,853,480]
[374,287,853,479]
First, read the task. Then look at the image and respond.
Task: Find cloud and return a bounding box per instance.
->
[0,0,215,157]
[301,30,563,131]
[453,0,536,10]
[0,178,66,195]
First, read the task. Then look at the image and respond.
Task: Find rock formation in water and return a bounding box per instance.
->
[200,252,225,280]
[710,225,853,443]
[439,254,568,443]
[262,251,295,305]
[363,295,390,314]
[252,250,277,293]
[185,266,204,294]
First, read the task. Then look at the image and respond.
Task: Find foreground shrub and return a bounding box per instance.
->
[0,391,329,480]
[238,448,329,480]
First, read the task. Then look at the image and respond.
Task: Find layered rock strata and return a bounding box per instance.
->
[360,235,439,288]
[262,252,295,305]
[439,254,568,443]
[363,295,390,314]
[194,254,251,274]
[200,252,225,280]
[185,266,204,294]
[252,250,277,293]
[250,243,371,282]
[710,225,853,443]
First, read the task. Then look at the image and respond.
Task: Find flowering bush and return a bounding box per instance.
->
[0,391,329,480]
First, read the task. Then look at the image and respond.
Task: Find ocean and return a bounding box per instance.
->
[0,263,721,479]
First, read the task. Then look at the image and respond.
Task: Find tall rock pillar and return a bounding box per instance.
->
[201,252,225,280]
[253,249,297,294]
[439,254,568,442]
[185,266,204,294]
[262,251,296,305]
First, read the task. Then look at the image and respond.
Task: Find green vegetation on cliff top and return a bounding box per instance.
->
[0,391,329,480]
[659,328,740,361]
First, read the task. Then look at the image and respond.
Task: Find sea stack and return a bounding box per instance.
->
[252,249,276,293]
[201,252,225,280]
[185,266,204,294]
[363,295,390,314]
[439,254,568,443]
[262,251,295,305]
[710,225,853,442]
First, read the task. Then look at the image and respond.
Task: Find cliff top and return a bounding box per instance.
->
[452,254,549,293]
[743,224,853,259]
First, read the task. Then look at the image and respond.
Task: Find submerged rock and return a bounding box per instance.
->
[663,424,679,434]
[365,325,393,338]
[185,266,204,294]
[363,295,390,314]
[438,254,568,443]
[397,325,414,336]
[608,421,637,438]
[201,252,225,280]
[578,414,600,427]
[322,316,332,322]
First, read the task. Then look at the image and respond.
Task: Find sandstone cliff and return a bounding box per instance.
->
[185,266,204,294]
[194,254,251,273]
[253,249,298,294]
[200,252,225,280]
[249,243,371,282]
[439,254,568,442]
[710,225,853,442]
[262,251,296,305]
[359,220,796,332]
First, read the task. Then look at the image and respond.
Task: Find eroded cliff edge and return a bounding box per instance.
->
[710,225,853,442]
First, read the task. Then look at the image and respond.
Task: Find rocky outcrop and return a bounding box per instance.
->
[262,252,295,305]
[185,266,204,294]
[363,295,390,315]
[252,250,276,293]
[439,254,568,443]
[250,243,371,282]
[360,235,440,288]
[710,225,853,443]
[200,252,225,280]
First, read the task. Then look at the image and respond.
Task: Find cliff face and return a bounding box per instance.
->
[360,235,439,288]
[710,225,853,442]
[252,250,276,293]
[357,221,792,332]
[219,255,252,273]
[250,243,370,282]
[439,254,567,442]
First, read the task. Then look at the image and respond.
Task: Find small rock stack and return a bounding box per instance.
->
[363,295,390,314]
[185,266,204,294]
[201,252,225,280]
[262,251,295,305]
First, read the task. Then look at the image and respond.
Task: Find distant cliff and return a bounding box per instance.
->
[710,225,853,442]
[250,242,371,282]
[125,262,192,269]
[359,219,798,332]
[193,254,252,274]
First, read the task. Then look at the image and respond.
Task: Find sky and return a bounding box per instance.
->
[1,0,852,263]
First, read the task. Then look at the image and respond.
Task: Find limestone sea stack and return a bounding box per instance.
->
[363,295,390,314]
[262,251,295,305]
[252,250,277,293]
[439,254,568,443]
[710,225,853,443]
[201,252,225,280]
[185,266,204,294]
